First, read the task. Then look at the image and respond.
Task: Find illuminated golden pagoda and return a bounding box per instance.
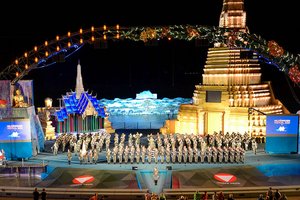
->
[37,98,56,140]
[219,0,247,31]
[160,0,290,138]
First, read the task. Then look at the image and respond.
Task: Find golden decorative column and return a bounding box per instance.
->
[38,98,56,140]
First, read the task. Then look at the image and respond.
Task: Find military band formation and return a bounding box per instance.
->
[51,130,259,165]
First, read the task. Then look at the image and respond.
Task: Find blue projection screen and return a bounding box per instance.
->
[0,119,31,142]
[266,115,299,154]
[0,119,32,160]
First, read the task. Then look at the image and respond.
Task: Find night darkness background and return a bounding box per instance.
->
[0,0,299,112]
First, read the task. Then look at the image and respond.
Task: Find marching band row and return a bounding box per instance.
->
[52,130,258,164]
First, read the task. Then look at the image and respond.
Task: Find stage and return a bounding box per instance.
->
[0,142,299,197]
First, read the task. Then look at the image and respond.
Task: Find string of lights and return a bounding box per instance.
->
[0,25,299,85]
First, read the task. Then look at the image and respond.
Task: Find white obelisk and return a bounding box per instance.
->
[75,60,85,99]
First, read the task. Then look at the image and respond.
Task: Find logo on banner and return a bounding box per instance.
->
[72,175,95,184]
[214,173,237,183]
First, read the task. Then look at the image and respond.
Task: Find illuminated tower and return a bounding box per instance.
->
[160,0,289,139]
[75,60,85,99]
[219,0,246,31]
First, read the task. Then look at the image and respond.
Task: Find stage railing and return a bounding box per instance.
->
[163,186,300,199]
[0,186,300,199]
[0,162,47,178]
[0,187,148,200]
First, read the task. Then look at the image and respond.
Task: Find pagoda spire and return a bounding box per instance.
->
[219,0,247,31]
[75,59,85,99]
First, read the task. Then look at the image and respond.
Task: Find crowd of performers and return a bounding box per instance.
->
[51,130,259,165]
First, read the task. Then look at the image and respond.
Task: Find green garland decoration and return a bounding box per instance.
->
[1,24,299,85]
[120,25,300,84]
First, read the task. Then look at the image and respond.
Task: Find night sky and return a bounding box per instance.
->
[0,1,299,112]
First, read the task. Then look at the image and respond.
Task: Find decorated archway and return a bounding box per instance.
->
[0,24,299,86]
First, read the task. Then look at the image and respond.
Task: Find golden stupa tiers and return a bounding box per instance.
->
[160,0,290,138]
[219,0,247,31]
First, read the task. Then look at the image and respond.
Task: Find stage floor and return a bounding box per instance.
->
[1,143,300,195]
